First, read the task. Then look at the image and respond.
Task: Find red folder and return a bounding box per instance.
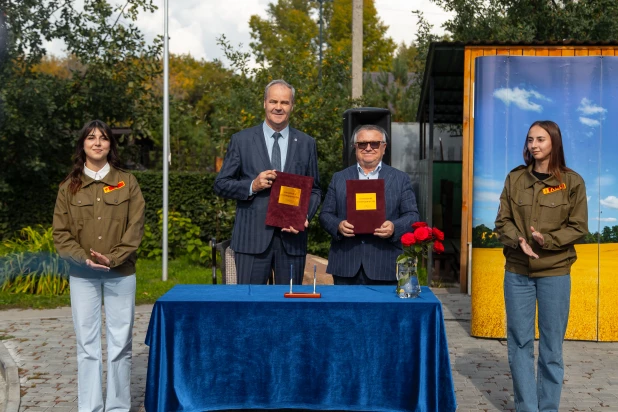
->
[265,172,314,231]
[346,179,386,234]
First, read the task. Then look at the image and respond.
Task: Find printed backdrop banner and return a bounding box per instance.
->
[471,56,618,342]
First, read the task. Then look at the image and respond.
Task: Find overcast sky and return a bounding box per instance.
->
[46,0,454,65]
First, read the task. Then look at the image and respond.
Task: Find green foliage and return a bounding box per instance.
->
[326,0,396,72]
[0,258,218,309]
[139,210,211,264]
[362,41,422,122]
[146,55,233,172]
[430,0,618,42]
[248,0,395,72]
[132,171,236,243]
[0,226,70,295]
[0,0,162,239]
[471,224,502,248]
[249,0,318,67]
[0,174,61,239]
[135,258,220,305]
[133,170,329,257]
[0,171,237,247]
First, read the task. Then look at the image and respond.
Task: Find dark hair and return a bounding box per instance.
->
[63,120,123,194]
[523,120,571,182]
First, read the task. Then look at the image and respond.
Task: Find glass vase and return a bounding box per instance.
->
[396,256,421,299]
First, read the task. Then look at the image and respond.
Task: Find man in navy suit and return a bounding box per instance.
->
[319,125,419,285]
[214,79,321,285]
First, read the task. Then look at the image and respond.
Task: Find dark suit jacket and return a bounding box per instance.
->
[214,124,321,256]
[319,164,419,280]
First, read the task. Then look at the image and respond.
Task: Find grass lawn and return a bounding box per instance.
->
[0,258,219,310]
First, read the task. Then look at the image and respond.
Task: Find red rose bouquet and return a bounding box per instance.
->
[398,222,444,286]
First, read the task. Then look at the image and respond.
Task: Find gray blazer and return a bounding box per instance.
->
[214,124,321,256]
[319,164,419,280]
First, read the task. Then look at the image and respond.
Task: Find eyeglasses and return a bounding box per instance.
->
[355,141,384,150]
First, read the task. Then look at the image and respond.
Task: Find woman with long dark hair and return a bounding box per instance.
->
[53,119,145,411]
[495,120,588,411]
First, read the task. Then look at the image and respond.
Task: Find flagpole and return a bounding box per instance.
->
[162,0,169,281]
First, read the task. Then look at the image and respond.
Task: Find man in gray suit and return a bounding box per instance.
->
[319,124,419,285]
[214,79,321,285]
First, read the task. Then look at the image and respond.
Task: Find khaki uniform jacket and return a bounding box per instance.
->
[494,164,588,277]
[52,167,145,277]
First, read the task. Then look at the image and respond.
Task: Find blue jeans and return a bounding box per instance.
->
[504,271,570,412]
[70,275,136,412]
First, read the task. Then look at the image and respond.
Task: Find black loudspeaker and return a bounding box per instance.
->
[342,107,391,168]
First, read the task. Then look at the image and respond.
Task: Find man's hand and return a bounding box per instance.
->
[338,220,355,237]
[282,219,309,235]
[530,226,545,247]
[374,220,394,238]
[518,237,539,259]
[86,258,110,272]
[251,170,278,192]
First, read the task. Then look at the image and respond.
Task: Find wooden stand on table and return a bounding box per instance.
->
[284,292,321,298]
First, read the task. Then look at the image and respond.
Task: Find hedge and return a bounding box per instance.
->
[132,171,235,243]
[1,171,330,257]
[1,171,234,243]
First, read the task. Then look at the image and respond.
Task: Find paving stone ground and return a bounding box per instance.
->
[0,370,6,407]
[1,281,618,411]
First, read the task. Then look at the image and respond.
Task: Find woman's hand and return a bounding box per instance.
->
[86,258,110,272]
[518,237,539,259]
[530,226,545,247]
[89,249,111,268]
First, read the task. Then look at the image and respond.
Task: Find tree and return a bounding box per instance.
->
[249,0,317,68]
[601,226,612,243]
[325,0,396,72]
[393,42,419,72]
[0,1,161,237]
[168,55,231,120]
[430,0,618,42]
[248,0,395,75]
[142,54,234,172]
[363,42,419,121]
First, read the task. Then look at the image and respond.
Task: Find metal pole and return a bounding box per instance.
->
[351,0,363,99]
[162,0,169,281]
[427,76,434,283]
[467,242,472,296]
[318,0,323,86]
[211,238,217,285]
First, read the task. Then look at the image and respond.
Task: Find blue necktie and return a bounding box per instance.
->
[272,132,282,171]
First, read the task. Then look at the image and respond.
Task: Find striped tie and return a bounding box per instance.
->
[272,132,282,171]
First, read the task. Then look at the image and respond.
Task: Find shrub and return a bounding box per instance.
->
[0,226,70,295]
[139,210,211,265]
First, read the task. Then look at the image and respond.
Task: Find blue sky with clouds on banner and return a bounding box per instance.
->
[472,56,617,234]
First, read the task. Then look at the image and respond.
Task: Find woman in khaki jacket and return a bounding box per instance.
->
[53,120,145,411]
[495,120,588,412]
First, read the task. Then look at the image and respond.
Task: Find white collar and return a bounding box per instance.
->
[357,161,383,177]
[84,163,110,181]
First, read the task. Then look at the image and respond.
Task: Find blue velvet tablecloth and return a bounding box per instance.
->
[145,285,456,412]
